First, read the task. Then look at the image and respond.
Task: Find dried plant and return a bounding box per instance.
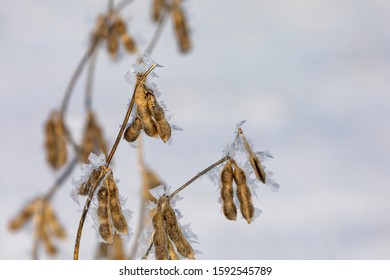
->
[8,0,279,260]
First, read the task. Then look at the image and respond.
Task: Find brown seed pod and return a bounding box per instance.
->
[107,173,128,235]
[220,160,237,221]
[238,128,266,184]
[123,116,142,142]
[171,3,191,53]
[135,84,158,137]
[40,224,57,255]
[79,166,109,196]
[163,201,194,259]
[232,162,254,224]
[44,111,67,170]
[152,0,166,22]
[112,15,126,36]
[152,197,169,260]
[97,180,113,243]
[112,234,126,260]
[44,203,66,240]
[92,15,108,42]
[80,111,108,163]
[107,26,119,58]
[121,33,137,53]
[147,92,171,143]
[8,199,38,231]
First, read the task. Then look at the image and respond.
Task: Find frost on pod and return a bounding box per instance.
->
[72,153,131,244]
[124,55,175,144]
[212,122,279,223]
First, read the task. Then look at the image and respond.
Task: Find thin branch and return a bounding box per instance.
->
[85,48,99,111]
[116,0,135,12]
[169,156,230,199]
[146,4,170,56]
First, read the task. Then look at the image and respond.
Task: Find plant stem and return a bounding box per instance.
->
[85,48,99,111]
[146,3,170,55]
[105,64,156,166]
[169,155,230,199]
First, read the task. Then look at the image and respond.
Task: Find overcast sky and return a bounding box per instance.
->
[1,0,390,260]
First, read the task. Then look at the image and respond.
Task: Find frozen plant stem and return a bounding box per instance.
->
[169,155,231,199]
[146,3,170,55]
[105,63,156,165]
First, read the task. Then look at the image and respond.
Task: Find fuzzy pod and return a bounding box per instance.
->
[121,33,137,53]
[40,226,57,255]
[163,202,194,259]
[147,93,171,142]
[220,160,237,221]
[106,26,119,58]
[137,106,158,137]
[152,207,168,260]
[44,204,66,240]
[8,200,37,231]
[233,162,254,224]
[44,111,67,170]
[123,117,142,142]
[249,153,266,184]
[106,173,128,235]
[80,111,108,163]
[113,15,126,36]
[171,4,191,53]
[97,181,113,243]
[152,0,166,22]
[135,84,158,137]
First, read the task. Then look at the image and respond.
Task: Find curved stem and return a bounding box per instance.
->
[169,156,230,199]
[85,48,99,111]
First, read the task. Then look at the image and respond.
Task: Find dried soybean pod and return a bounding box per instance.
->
[97,180,113,243]
[106,25,119,58]
[123,116,142,142]
[249,153,266,184]
[121,33,137,53]
[41,226,57,255]
[238,128,266,184]
[171,3,191,53]
[113,15,126,36]
[164,202,194,259]
[44,203,66,239]
[44,111,67,169]
[143,168,162,203]
[107,173,128,235]
[232,162,254,224]
[220,160,237,221]
[152,199,168,260]
[147,92,171,142]
[152,0,166,22]
[167,237,179,260]
[135,83,158,137]
[8,200,37,231]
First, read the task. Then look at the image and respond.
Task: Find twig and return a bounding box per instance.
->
[116,0,135,12]
[85,48,99,111]
[169,156,230,199]
[146,3,170,56]
[141,232,155,260]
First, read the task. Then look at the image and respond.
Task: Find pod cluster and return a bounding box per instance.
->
[152,195,194,260]
[45,110,67,170]
[151,0,191,53]
[220,159,255,224]
[8,199,66,255]
[80,110,108,163]
[79,166,128,243]
[92,12,137,58]
[124,84,171,143]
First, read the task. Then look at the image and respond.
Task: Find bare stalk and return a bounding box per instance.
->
[128,135,147,259]
[146,3,170,55]
[85,48,99,111]
[169,156,230,199]
[105,64,156,165]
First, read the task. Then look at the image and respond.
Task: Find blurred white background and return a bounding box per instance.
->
[1,0,389,259]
